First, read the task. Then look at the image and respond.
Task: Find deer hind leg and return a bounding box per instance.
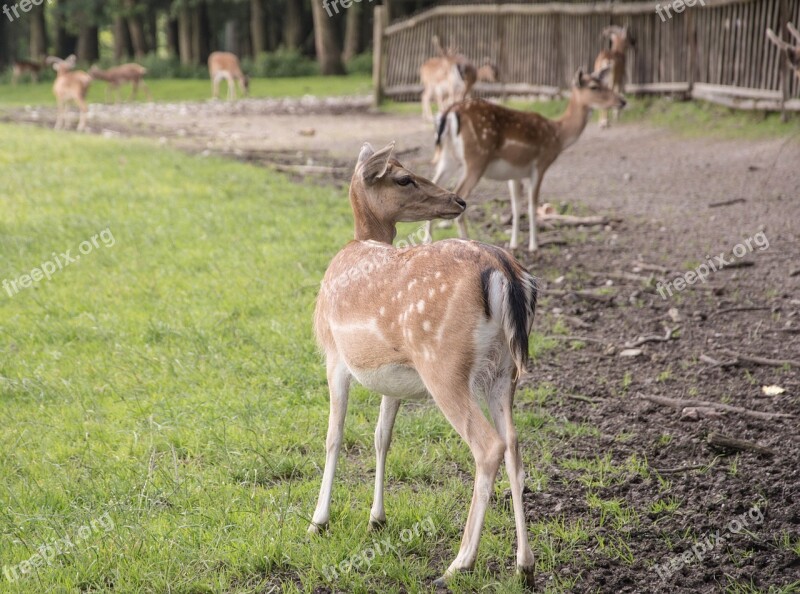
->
[508,179,522,250]
[227,74,236,101]
[486,367,535,582]
[527,169,545,252]
[425,376,506,585]
[141,80,152,101]
[369,396,402,530]
[212,73,222,99]
[309,357,352,533]
[54,99,65,130]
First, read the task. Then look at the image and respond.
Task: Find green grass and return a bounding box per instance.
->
[0,75,372,107]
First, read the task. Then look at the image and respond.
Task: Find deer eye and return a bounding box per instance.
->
[395,176,415,187]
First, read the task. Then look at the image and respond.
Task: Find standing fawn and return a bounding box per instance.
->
[310,141,538,586]
[766,24,800,80]
[420,37,477,121]
[428,68,625,252]
[46,55,92,132]
[12,59,42,85]
[89,63,151,102]
[208,52,249,100]
[593,26,633,128]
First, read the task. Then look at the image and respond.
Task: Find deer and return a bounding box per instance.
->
[89,63,151,103]
[12,59,42,85]
[593,25,633,128]
[309,141,538,587]
[208,51,249,101]
[766,24,800,80]
[427,68,626,253]
[46,55,92,132]
[420,37,478,121]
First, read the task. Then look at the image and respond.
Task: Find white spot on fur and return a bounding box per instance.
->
[423,320,432,332]
[417,300,425,313]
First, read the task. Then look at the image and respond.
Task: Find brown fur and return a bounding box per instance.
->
[89,63,150,102]
[46,55,92,131]
[593,26,632,127]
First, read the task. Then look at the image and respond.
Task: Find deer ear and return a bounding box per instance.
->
[595,65,612,83]
[572,68,585,88]
[359,141,395,184]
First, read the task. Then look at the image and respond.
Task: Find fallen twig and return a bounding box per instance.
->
[632,261,670,274]
[623,326,680,349]
[707,432,774,456]
[719,260,755,270]
[538,214,619,227]
[719,349,800,368]
[545,335,607,346]
[708,197,746,208]
[699,353,737,368]
[637,393,795,420]
[541,288,615,303]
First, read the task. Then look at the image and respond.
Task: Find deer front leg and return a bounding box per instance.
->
[309,358,351,533]
[369,396,401,530]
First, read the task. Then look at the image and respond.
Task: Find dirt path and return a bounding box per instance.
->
[6,99,800,592]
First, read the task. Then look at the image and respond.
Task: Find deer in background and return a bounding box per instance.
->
[420,37,478,121]
[89,63,151,102]
[309,140,537,586]
[428,68,625,252]
[208,52,249,100]
[46,55,92,132]
[766,23,800,80]
[12,59,42,85]
[594,25,633,128]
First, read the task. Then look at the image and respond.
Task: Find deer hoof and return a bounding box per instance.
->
[368,518,386,532]
[307,522,327,535]
[517,564,535,588]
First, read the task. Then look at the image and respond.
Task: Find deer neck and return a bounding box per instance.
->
[349,180,397,244]
[555,92,591,150]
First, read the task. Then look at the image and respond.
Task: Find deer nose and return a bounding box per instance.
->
[619,97,628,108]
[455,197,467,210]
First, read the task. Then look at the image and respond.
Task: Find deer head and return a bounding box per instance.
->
[573,67,627,110]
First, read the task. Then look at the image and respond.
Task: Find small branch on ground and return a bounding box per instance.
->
[632,261,670,274]
[707,432,774,456]
[637,393,795,420]
[541,288,615,304]
[718,349,800,368]
[714,306,773,316]
[719,260,755,270]
[623,326,679,349]
[708,197,746,208]
[699,353,737,368]
[538,214,620,227]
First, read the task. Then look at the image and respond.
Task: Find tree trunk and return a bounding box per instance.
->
[224,20,236,53]
[284,0,303,50]
[343,2,361,61]
[114,16,132,61]
[55,5,78,58]
[310,0,345,74]
[76,24,99,63]
[29,2,47,60]
[191,3,210,65]
[145,11,158,55]
[250,0,265,57]
[178,6,193,65]
[166,18,179,58]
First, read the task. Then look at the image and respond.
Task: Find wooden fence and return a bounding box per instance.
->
[372,0,800,112]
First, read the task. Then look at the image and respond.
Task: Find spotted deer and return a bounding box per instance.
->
[766,24,800,80]
[593,25,633,128]
[89,63,151,102]
[208,51,249,100]
[46,55,92,132]
[428,68,625,252]
[309,141,538,586]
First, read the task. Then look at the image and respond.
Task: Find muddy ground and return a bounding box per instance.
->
[5,99,799,592]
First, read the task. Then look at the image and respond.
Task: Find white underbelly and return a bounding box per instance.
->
[349,364,430,400]
[484,159,533,181]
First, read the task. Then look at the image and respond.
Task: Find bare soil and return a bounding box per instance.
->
[6,98,799,593]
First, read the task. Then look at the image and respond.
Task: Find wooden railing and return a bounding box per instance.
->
[373,0,800,113]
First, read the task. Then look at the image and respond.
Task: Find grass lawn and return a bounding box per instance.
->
[0,75,372,107]
[1,122,613,593]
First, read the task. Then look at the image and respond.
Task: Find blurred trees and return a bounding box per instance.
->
[0,0,443,72]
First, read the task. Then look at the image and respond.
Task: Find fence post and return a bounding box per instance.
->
[373,5,388,107]
[686,6,697,98]
[779,0,790,122]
